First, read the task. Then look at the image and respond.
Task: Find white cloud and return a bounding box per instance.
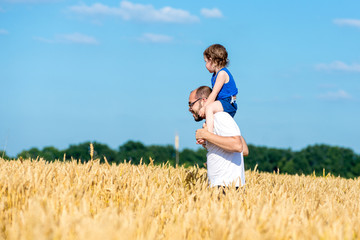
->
[315,61,360,72]
[317,89,353,101]
[0,29,8,34]
[138,33,173,43]
[200,8,223,18]
[333,18,360,28]
[34,33,98,45]
[69,1,199,23]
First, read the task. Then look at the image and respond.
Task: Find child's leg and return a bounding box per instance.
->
[206,100,223,133]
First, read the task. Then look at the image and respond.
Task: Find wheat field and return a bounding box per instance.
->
[0,157,359,240]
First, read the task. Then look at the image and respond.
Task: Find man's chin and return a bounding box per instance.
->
[194,116,204,122]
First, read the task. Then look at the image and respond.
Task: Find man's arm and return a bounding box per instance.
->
[196,128,243,152]
[241,136,249,156]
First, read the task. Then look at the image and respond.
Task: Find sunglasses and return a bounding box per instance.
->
[189,98,202,108]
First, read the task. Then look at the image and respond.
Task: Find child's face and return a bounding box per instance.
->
[204,56,216,73]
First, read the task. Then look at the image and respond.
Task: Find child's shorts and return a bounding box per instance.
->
[218,96,237,118]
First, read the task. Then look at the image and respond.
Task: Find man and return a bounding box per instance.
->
[189,86,248,188]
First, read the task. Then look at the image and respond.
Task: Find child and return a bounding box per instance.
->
[199,44,238,133]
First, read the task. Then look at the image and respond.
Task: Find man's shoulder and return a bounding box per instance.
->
[214,112,234,121]
[213,112,240,136]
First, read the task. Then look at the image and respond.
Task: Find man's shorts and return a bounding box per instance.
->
[218,96,237,118]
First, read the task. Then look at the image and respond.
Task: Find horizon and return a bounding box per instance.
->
[2,137,359,159]
[1,1,360,157]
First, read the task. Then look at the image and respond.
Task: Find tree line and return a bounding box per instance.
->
[1,141,360,178]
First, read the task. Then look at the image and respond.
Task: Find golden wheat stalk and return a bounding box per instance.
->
[90,143,94,161]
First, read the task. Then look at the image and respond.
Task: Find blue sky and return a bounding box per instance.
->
[1,0,360,157]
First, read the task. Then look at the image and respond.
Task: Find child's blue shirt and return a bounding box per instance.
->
[211,68,238,100]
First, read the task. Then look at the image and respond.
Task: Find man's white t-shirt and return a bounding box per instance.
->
[206,112,245,187]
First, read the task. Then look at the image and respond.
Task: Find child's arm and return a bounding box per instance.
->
[199,71,228,116]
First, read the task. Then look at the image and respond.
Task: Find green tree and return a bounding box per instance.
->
[91,142,117,164]
[17,148,41,159]
[353,158,360,177]
[281,159,297,174]
[244,144,265,170]
[41,146,63,161]
[245,145,293,172]
[116,140,149,164]
[338,147,359,178]
[0,150,10,160]
[147,145,176,165]
[179,148,207,167]
[64,141,116,163]
[290,151,312,175]
[64,142,91,162]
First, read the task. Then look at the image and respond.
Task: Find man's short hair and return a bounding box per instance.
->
[195,86,212,99]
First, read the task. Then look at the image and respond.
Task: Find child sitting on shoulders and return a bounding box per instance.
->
[199,44,238,133]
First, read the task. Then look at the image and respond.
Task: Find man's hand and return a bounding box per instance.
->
[196,123,209,141]
[196,139,207,149]
[196,128,210,141]
[196,123,208,148]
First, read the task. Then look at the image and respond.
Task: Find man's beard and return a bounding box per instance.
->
[194,113,204,122]
[191,103,204,122]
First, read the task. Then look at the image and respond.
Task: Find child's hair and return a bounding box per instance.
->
[203,44,229,68]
